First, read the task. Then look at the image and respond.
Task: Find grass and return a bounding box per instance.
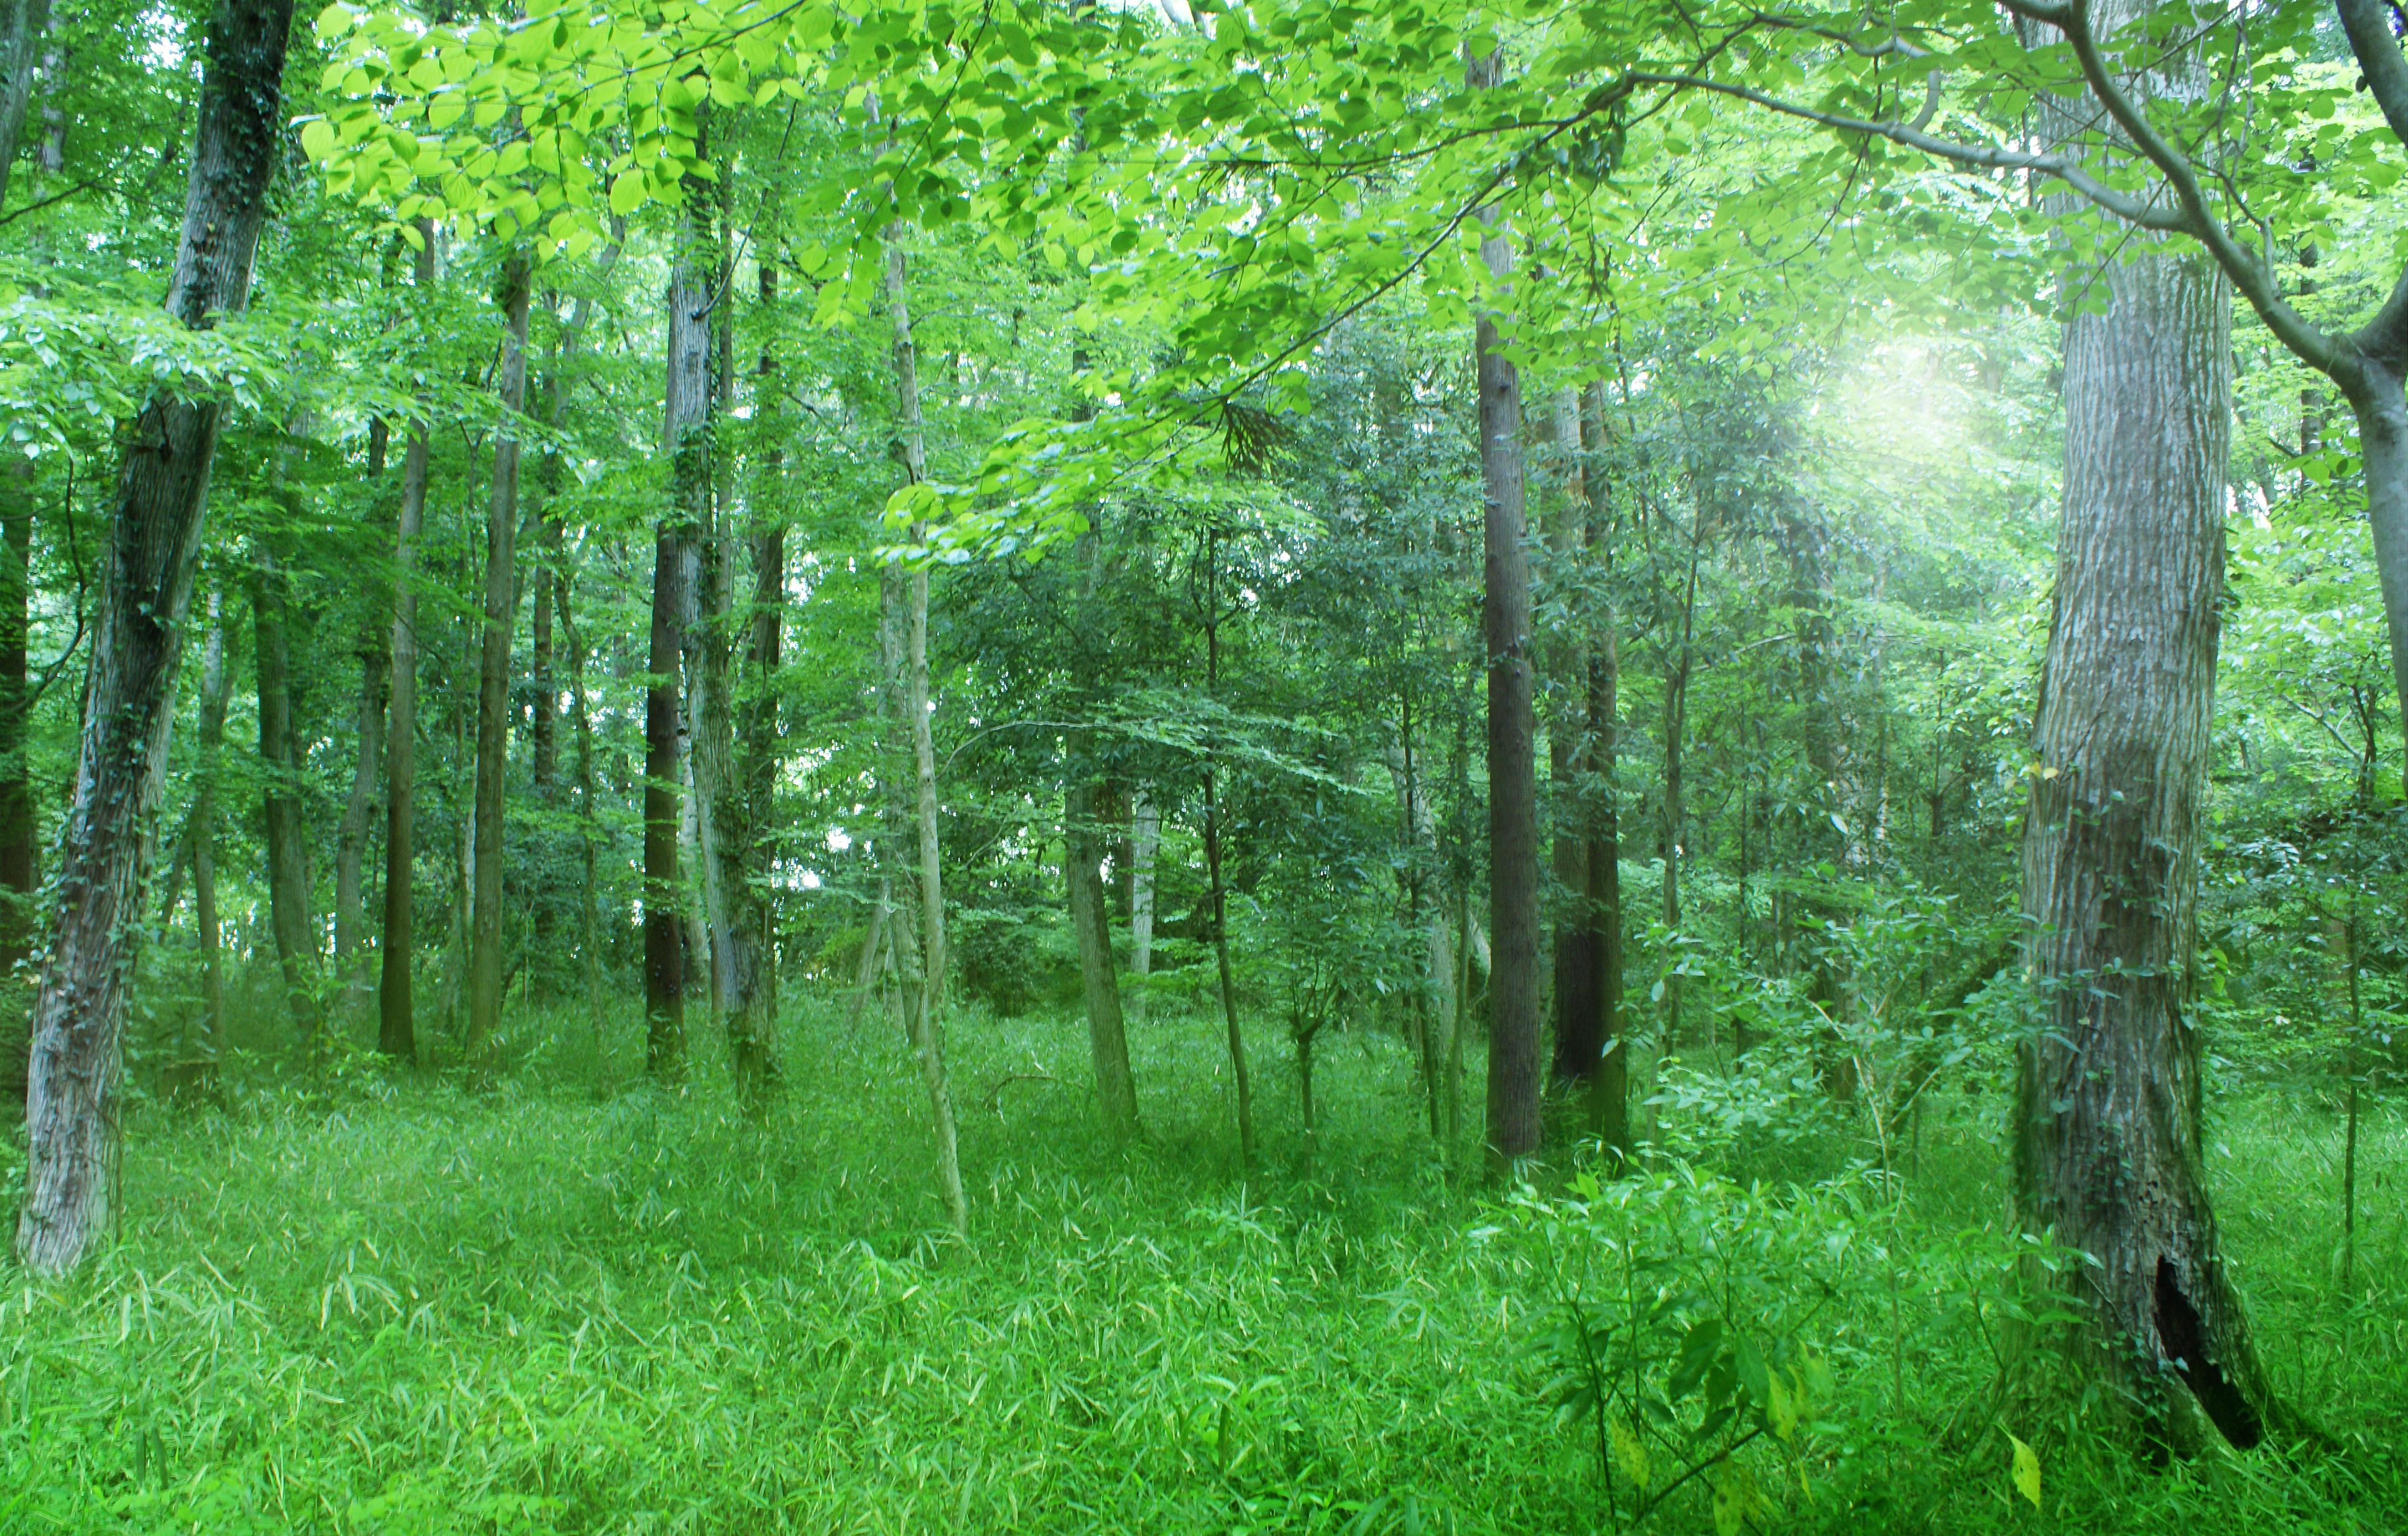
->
[1,991,2404,1534]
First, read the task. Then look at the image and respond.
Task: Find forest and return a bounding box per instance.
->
[0,0,2404,1529]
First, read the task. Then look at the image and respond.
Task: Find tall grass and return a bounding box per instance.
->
[1,991,2402,1533]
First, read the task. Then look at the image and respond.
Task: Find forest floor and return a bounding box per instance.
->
[2,1000,2404,1535]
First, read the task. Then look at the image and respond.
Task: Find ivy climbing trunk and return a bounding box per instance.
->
[0,491,27,1108]
[465,249,530,1076]
[15,0,293,1274]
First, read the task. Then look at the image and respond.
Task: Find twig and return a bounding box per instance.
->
[981,1071,1057,1115]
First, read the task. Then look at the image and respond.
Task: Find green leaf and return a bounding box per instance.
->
[2008,1433,2040,1509]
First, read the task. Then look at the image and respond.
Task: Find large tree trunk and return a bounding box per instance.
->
[15,0,293,1274]
[1470,49,1540,1174]
[464,250,530,1075]
[379,222,435,1065]
[2016,237,2284,1456]
[253,540,320,1049]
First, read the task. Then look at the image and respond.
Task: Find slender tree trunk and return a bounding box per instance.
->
[1129,792,1157,1024]
[181,587,229,1074]
[0,0,50,211]
[646,150,714,1078]
[0,490,27,1106]
[1469,49,1540,1173]
[2016,235,2287,1454]
[1659,550,1697,1054]
[879,224,966,1226]
[725,262,785,1101]
[379,223,434,1065]
[16,0,294,1274]
[1200,530,1253,1165]
[1579,384,1626,1158]
[1547,387,1601,1086]
[555,575,608,1070]
[0,0,40,1106]
[253,540,319,1049]
[464,250,530,1075]
[1068,780,1136,1140]
[334,637,387,1016]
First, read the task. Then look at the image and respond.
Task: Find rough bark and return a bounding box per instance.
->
[379,222,435,1065]
[1470,48,1540,1174]
[16,0,293,1274]
[2016,234,2284,1457]
[465,249,530,1075]
[252,540,319,1048]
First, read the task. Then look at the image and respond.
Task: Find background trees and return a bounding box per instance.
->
[0,0,2396,1502]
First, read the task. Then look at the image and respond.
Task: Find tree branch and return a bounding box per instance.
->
[2337,0,2408,149]
[2044,0,2340,372]
[1623,72,2188,229]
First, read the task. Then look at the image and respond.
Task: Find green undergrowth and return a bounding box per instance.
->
[2,996,2404,1534]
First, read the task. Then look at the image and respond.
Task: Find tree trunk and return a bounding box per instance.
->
[1659,550,1697,1055]
[181,586,229,1073]
[253,540,319,1049]
[646,154,713,1078]
[1129,792,1157,1024]
[0,0,40,1106]
[558,575,608,1066]
[15,0,293,1274]
[1579,384,1626,1158]
[1200,530,1253,1166]
[2016,238,2285,1454]
[1547,387,1600,1086]
[718,258,784,1101]
[0,492,27,1106]
[379,221,435,1065]
[464,249,530,1075]
[1068,780,1137,1141]
[334,637,387,1017]
[1470,49,1540,1174]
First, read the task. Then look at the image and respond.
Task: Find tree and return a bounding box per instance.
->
[465,248,532,1075]
[16,0,295,1274]
[1471,50,1541,1175]
[379,224,437,1065]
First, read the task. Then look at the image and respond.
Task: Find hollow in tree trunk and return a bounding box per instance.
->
[2015,239,2291,1455]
